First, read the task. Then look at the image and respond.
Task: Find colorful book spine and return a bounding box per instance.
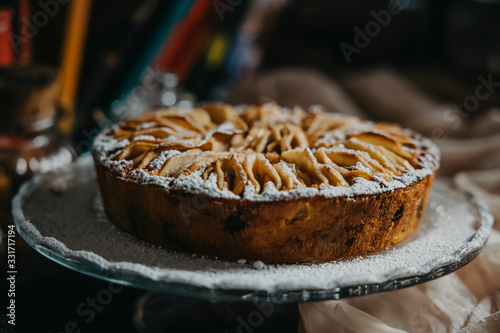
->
[114,0,196,100]
[17,0,31,65]
[58,0,92,134]
[0,8,13,66]
[153,0,219,82]
[184,0,252,100]
[76,0,164,116]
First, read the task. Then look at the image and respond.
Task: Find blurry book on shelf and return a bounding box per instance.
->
[76,0,195,117]
[152,0,220,83]
[16,0,32,65]
[74,0,170,143]
[201,0,289,100]
[76,0,166,115]
[111,0,196,104]
[182,0,252,101]
[58,0,92,135]
[0,0,69,67]
[181,0,288,101]
[0,8,13,66]
[73,0,289,150]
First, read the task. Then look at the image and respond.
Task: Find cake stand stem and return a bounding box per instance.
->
[133,292,299,332]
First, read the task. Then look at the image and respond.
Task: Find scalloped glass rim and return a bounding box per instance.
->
[12,155,494,303]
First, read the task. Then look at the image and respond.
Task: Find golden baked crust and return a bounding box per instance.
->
[92,103,439,263]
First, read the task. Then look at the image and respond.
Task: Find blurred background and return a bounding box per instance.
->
[0,0,499,332]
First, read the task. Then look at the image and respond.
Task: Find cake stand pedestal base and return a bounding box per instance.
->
[133,292,299,333]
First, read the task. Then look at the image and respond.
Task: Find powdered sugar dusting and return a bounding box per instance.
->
[92,130,132,173]
[137,122,156,130]
[149,150,181,170]
[126,167,240,199]
[128,169,173,187]
[14,159,493,296]
[175,169,240,199]
[91,117,440,202]
[204,121,239,139]
[133,135,157,141]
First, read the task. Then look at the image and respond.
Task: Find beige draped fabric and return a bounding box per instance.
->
[230,68,500,332]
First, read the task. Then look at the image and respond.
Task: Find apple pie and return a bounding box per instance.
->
[92,103,439,262]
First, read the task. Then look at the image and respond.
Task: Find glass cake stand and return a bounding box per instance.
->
[13,155,493,331]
